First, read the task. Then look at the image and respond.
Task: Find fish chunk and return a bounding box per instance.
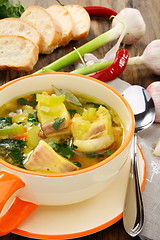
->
[71,106,115,152]
[24,140,78,173]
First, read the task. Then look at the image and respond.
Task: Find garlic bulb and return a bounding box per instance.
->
[146,82,160,123]
[112,8,146,45]
[142,40,160,75]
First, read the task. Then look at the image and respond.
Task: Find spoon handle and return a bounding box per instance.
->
[123,133,144,237]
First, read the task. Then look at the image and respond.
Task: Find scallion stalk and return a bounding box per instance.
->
[34,8,146,75]
[71,61,112,75]
[35,28,120,73]
[72,40,160,76]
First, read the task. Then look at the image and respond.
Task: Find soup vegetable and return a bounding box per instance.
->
[0,87,123,173]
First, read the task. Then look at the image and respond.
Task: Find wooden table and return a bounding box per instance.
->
[0,0,159,239]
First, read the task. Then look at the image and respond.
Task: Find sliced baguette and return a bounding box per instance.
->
[0,18,41,49]
[21,6,61,54]
[46,5,73,46]
[64,5,90,40]
[0,35,39,71]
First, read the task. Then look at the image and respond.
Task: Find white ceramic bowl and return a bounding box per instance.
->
[0,73,134,207]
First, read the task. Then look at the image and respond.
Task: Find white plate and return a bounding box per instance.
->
[13,146,146,239]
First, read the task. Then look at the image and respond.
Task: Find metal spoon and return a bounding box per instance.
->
[122,85,155,237]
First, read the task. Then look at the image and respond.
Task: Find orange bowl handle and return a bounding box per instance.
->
[0,171,38,236]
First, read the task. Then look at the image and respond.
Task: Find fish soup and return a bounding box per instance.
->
[0,87,124,173]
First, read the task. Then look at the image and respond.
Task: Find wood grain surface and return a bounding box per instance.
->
[0,0,160,239]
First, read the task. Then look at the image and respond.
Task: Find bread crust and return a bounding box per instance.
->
[65,5,90,41]
[0,17,41,49]
[0,35,39,71]
[0,4,91,72]
[21,6,61,54]
[46,5,73,46]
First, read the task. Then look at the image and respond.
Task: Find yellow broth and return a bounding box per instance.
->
[0,89,124,173]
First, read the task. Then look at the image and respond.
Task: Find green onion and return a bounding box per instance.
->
[34,8,146,74]
[35,28,119,73]
[71,61,112,75]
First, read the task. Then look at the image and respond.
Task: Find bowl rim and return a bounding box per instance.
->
[0,72,135,177]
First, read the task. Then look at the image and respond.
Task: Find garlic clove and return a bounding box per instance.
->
[146,81,160,123]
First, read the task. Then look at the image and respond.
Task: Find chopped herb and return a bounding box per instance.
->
[68,109,77,117]
[86,102,107,109]
[0,138,26,151]
[17,94,37,107]
[0,147,9,160]
[48,141,59,151]
[0,117,12,129]
[85,152,104,158]
[8,150,24,168]
[29,100,37,107]
[52,117,65,130]
[0,138,26,168]
[28,111,38,125]
[97,154,105,158]
[48,141,77,159]
[105,149,114,157]
[85,154,97,158]
[72,161,81,168]
[17,122,26,125]
[17,97,28,105]
[58,144,75,159]
[85,150,114,158]
[0,0,25,19]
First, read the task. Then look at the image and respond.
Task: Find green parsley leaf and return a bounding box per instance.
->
[68,109,77,117]
[86,102,107,109]
[0,138,26,151]
[105,149,114,157]
[52,117,65,131]
[58,144,75,159]
[0,117,12,129]
[85,152,104,158]
[0,138,26,168]
[28,111,38,125]
[17,94,37,107]
[0,0,25,19]
[72,161,81,168]
[8,149,24,168]
[48,141,77,159]
[17,97,28,105]
[48,142,59,151]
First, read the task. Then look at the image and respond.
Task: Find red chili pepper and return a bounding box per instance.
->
[84,6,117,19]
[89,49,129,82]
